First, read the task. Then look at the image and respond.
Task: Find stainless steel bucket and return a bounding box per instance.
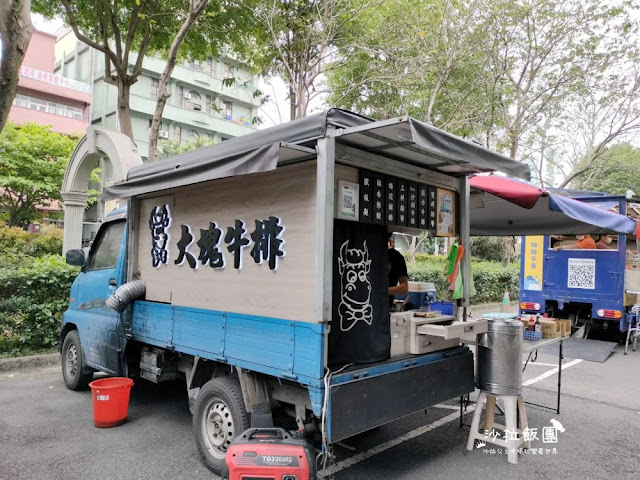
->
[476,317,523,395]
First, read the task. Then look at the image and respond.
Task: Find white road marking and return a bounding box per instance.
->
[522,359,582,386]
[432,404,460,411]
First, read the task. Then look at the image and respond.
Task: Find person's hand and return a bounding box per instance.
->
[553,246,562,252]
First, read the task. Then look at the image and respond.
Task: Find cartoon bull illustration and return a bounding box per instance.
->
[338,239,373,332]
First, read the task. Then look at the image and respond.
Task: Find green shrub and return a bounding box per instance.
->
[407,255,519,304]
[0,225,63,257]
[0,255,79,353]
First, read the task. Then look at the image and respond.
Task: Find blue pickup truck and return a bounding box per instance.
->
[60,109,526,474]
[519,194,640,338]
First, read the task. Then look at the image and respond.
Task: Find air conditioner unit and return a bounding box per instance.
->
[184,92,192,100]
[159,130,169,139]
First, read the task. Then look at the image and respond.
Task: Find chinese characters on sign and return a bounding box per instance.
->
[359,170,445,231]
[479,419,565,455]
[148,205,284,271]
[524,236,544,291]
[19,66,92,94]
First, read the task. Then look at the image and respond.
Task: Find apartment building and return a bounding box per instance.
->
[55,29,261,160]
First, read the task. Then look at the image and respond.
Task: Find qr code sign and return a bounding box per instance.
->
[567,258,596,289]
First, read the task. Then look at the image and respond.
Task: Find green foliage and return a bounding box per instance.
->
[470,236,509,263]
[407,254,519,304]
[0,123,76,228]
[0,255,79,354]
[0,225,63,258]
[157,136,216,159]
[575,143,640,196]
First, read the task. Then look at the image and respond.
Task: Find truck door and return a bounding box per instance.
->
[74,220,127,374]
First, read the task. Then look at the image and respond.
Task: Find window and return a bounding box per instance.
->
[223,100,233,119]
[175,126,182,143]
[223,63,234,79]
[150,78,159,100]
[549,234,619,251]
[187,60,204,72]
[13,94,28,108]
[30,98,47,112]
[13,94,83,120]
[205,57,213,74]
[184,90,202,111]
[177,86,184,107]
[205,95,211,115]
[87,221,125,270]
[188,129,199,140]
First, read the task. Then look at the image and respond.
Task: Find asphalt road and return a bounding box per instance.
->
[1,344,639,480]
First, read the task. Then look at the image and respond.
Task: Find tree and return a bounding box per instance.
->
[0,123,76,228]
[574,143,640,196]
[254,0,379,120]
[34,0,258,158]
[0,0,34,135]
[551,65,640,188]
[157,136,216,159]
[327,0,492,136]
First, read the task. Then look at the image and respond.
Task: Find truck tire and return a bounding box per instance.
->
[193,376,250,474]
[61,330,93,391]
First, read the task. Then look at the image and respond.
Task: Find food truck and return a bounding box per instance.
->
[518,193,640,338]
[61,109,529,474]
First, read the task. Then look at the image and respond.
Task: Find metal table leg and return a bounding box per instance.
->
[556,340,563,414]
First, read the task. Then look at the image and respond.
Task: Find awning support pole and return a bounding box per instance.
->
[316,129,336,324]
[460,176,471,318]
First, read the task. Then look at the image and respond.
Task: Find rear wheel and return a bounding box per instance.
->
[61,330,93,390]
[193,377,250,474]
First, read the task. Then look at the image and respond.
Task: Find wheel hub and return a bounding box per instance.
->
[203,399,234,455]
[66,344,78,377]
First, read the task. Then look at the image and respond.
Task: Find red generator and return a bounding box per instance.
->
[222,428,316,480]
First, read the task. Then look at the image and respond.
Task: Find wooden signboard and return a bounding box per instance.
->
[135,162,318,323]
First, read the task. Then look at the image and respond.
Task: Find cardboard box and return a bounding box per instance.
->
[540,320,561,338]
[625,269,640,291]
[556,319,571,337]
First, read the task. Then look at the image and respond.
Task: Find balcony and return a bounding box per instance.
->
[128,93,257,139]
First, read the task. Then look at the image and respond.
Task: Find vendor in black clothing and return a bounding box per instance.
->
[388,233,409,308]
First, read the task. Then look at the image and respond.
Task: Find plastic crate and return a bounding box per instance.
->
[429,301,455,316]
[523,330,543,341]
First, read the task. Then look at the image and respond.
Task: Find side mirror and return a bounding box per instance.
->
[65,249,86,267]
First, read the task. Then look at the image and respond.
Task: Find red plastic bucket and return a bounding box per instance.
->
[89,377,134,428]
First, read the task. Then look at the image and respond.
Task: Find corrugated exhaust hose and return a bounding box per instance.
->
[106,280,146,312]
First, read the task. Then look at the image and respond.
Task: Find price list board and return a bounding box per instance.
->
[358,169,452,233]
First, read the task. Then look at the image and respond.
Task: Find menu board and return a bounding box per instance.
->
[408,182,418,228]
[372,173,385,225]
[358,169,455,235]
[359,170,373,223]
[397,179,408,227]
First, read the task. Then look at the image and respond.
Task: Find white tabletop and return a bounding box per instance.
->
[522,335,564,353]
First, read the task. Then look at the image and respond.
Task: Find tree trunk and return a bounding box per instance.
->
[147,0,210,162]
[0,0,34,134]
[117,80,134,141]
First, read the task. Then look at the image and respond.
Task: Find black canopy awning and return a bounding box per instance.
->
[104,108,530,200]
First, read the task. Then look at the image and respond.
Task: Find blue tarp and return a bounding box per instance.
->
[549,195,636,234]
